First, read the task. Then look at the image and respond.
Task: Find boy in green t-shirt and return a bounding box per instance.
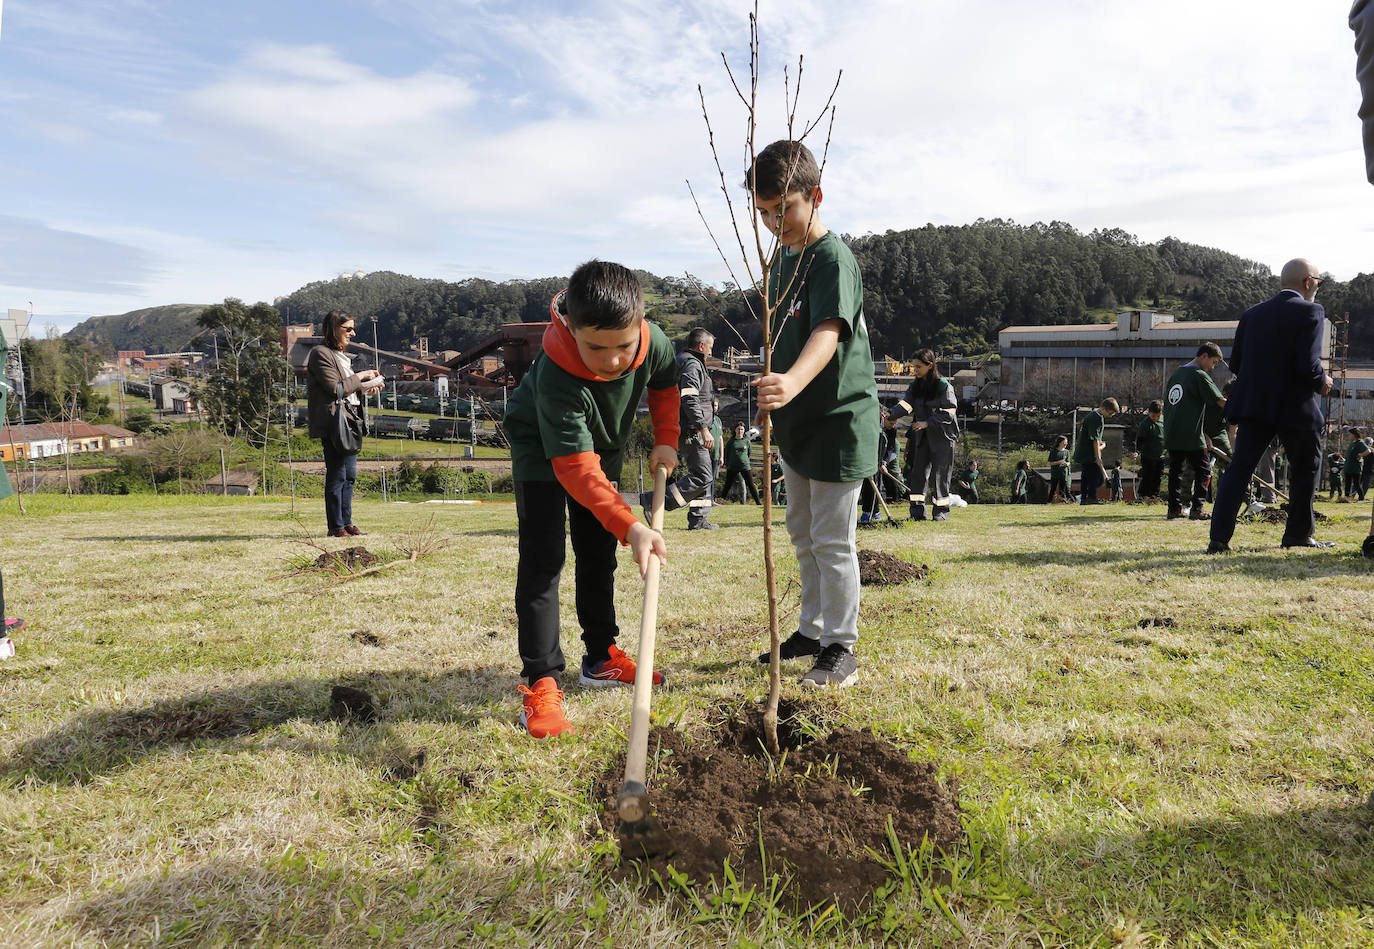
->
[1048,436,1071,502]
[1010,459,1030,503]
[1073,397,1119,504]
[956,459,981,504]
[1163,343,1225,520]
[502,261,680,738]
[1136,399,1166,500]
[1107,460,1123,502]
[1345,428,1371,499]
[748,140,880,689]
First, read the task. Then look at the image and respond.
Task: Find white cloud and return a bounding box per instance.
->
[0,215,154,295]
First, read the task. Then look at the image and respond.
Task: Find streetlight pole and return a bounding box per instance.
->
[371,315,381,411]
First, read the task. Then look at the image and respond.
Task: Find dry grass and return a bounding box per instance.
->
[2,494,1374,946]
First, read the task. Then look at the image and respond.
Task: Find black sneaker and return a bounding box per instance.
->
[801,643,859,689]
[755,630,821,665]
[1363,536,1374,560]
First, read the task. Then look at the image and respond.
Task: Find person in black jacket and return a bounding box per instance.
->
[1208,260,1333,552]
[886,349,958,521]
[650,327,716,529]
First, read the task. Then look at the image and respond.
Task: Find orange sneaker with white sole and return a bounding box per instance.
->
[517,676,573,738]
[578,644,665,688]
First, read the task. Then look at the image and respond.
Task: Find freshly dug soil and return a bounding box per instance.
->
[313,546,379,570]
[596,702,961,912]
[1246,506,1329,525]
[857,549,928,585]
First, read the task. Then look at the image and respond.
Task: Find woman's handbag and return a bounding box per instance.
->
[328,381,365,454]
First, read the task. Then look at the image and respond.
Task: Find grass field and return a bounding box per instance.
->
[3,494,1374,946]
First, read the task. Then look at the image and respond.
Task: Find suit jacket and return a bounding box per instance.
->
[1223,289,1326,431]
[1353,0,1374,182]
[306,344,368,441]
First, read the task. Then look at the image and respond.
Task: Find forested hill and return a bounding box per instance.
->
[271,268,696,354]
[69,224,1374,359]
[67,304,208,354]
[707,221,1374,358]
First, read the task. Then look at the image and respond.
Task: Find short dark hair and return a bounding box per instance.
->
[686,327,714,351]
[321,310,353,351]
[744,140,821,199]
[1101,397,1119,412]
[1148,399,1163,414]
[1353,427,1365,438]
[1056,435,1068,446]
[561,260,643,330]
[1196,342,1222,359]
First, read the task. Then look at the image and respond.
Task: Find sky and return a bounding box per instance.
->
[1,0,1371,336]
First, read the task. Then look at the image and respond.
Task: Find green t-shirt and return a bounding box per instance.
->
[1136,417,1165,461]
[1163,365,1223,452]
[724,435,751,472]
[1346,439,1369,467]
[709,416,723,463]
[1048,447,1070,480]
[960,467,979,484]
[1107,468,1122,488]
[766,231,880,482]
[1011,469,1027,496]
[1073,411,1105,465]
[504,322,678,482]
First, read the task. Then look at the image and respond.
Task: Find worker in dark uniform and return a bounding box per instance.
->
[646,327,716,528]
[886,348,958,521]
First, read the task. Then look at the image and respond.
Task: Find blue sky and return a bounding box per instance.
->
[2,0,1370,335]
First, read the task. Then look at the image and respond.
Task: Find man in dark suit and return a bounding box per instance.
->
[1207,259,1334,553]
[1350,1,1374,558]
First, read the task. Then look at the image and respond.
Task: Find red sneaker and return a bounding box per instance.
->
[579,644,664,688]
[517,677,573,738]
[4,617,24,633]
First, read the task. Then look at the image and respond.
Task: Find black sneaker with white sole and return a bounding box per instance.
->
[755,630,821,665]
[800,643,859,688]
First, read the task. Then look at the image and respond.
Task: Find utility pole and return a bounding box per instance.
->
[371,316,382,412]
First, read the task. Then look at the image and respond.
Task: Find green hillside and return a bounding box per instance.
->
[66,303,208,354]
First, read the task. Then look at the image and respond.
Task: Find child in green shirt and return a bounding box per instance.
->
[748,140,880,688]
[1048,436,1071,503]
[503,261,680,738]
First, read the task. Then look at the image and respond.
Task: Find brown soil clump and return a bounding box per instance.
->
[1247,506,1329,525]
[857,550,928,585]
[329,685,379,723]
[1137,616,1175,629]
[313,546,378,570]
[595,702,961,913]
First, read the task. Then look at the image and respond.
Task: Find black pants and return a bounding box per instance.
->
[1167,449,1209,512]
[514,480,619,684]
[1138,457,1163,498]
[1079,464,1103,504]
[723,467,760,503]
[1211,423,1321,547]
[859,476,881,516]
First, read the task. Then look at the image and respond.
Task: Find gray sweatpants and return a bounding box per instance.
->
[781,459,861,650]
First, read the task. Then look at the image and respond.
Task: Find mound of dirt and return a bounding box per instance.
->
[1246,506,1329,525]
[595,702,961,913]
[857,550,928,585]
[313,546,378,570]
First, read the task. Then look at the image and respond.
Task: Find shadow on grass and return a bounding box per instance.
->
[66,853,521,947]
[58,802,1374,945]
[1,665,516,786]
[963,546,1374,578]
[83,534,301,542]
[1029,802,1374,942]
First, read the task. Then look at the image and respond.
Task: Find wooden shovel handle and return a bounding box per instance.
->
[624,465,666,789]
